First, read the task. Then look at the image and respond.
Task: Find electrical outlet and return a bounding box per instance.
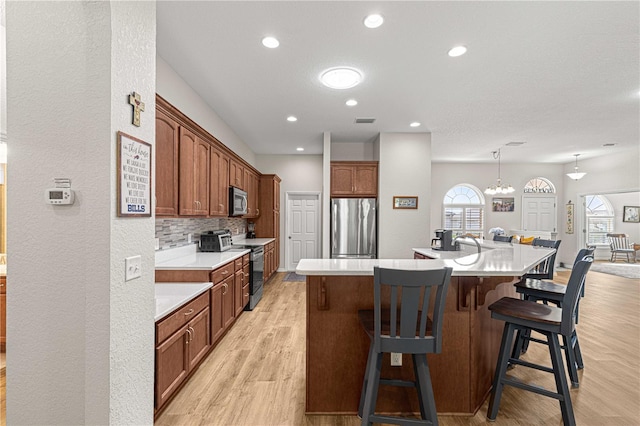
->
[187,233,192,243]
[155,238,160,250]
[125,255,142,281]
[391,353,402,366]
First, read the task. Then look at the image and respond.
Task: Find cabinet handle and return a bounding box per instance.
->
[189,326,195,342]
[222,283,228,294]
[244,273,249,277]
[186,328,192,344]
[220,204,224,209]
[256,208,260,215]
[245,293,249,297]
[221,270,228,275]
[184,308,194,317]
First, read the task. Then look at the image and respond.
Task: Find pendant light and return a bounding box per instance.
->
[485,149,514,195]
[566,154,587,180]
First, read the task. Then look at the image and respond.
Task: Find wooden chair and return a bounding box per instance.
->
[487,257,593,425]
[358,266,453,426]
[607,233,636,263]
[512,248,594,387]
[492,234,513,243]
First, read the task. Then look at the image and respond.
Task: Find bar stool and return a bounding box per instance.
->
[523,238,562,281]
[512,248,594,387]
[358,266,453,426]
[487,257,593,425]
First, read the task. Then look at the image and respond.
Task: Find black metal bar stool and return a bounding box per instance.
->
[512,248,594,387]
[358,266,453,426]
[486,257,593,425]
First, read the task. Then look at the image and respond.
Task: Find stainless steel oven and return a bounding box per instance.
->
[247,246,264,310]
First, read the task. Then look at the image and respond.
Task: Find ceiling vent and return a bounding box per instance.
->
[354,117,376,124]
[506,141,526,146]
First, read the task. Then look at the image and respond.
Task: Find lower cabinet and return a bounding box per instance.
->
[155,292,211,411]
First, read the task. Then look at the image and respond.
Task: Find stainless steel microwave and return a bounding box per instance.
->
[229,186,248,216]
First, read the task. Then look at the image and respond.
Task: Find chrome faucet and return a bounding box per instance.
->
[453,234,482,254]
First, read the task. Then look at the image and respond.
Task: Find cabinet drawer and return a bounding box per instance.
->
[242,254,250,266]
[234,258,243,270]
[156,292,209,344]
[211,261,234,284]
[266,241,275,251]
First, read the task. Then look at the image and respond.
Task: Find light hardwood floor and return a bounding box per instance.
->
[156,269,640,426]
[0,269,636,425]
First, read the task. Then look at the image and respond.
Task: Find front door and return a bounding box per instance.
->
[522,196,557,232]
[286,193,320,271]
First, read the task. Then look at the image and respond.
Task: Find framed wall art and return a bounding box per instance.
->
[117,131,152,217]
[492,197,514,212]
[566,201,574,234]
[623,206,639,223]
[393,196,418,209]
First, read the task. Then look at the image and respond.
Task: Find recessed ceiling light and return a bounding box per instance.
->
[320,67,363,89]
[262,36,280,48]
[296,147,305,152]
[364,14,384,29]
[287,116,297,122]
[448,45,467,57]
[346,99,358,106]
[410,122,421,127]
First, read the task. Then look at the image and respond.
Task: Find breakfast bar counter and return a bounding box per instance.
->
[296,243,554,416]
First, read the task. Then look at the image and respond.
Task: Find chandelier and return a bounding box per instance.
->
[566,154,587,180]
[485,149,514,195]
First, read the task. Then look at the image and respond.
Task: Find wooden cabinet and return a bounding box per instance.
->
[242,260,250,308]
[155,109,179,216]
[245,170,260,218]
[330,161,378,197]
[234,258,245,316]
[264,241,277,283]
[209,145,229,217]
[155,292,211,410]
[229,159,244,190]
[255,174,281,280]
[211,276,234,345]
[179,127,210,215]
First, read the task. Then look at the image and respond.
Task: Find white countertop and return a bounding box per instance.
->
[155,243,250,270]
[296,243,555,277]
[233,237,275,246]
[155,282,213,321]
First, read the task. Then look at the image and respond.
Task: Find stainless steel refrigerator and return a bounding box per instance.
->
[330,198,377,259]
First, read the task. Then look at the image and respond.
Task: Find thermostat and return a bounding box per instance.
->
[45,177,75,205]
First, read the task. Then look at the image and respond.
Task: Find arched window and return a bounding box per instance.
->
[524,177,556,194]
[443,184,485,237]
[585,195,614,245]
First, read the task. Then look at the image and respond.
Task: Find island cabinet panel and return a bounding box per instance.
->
[330,161,378,197]
[178,127,210,216]
[155,291,211,412]
[209,146,229,217]
[155,109,179,216]
[305,274,518,415]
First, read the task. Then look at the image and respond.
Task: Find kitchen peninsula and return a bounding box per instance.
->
[296,242,555,416]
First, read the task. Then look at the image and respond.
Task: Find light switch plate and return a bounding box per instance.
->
[125,255,142,281]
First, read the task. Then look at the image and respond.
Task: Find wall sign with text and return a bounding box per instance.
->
[117,131,152,217]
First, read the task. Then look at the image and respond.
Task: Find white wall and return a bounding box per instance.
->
[378,133,431,258]
[255,154,323,266]
[331,141,376,160]
[6,2,155,423]
[156,55,256,167]
[607,192,640,243]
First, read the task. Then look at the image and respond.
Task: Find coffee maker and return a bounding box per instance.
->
[431,229,458,251]
[246,222,256,239]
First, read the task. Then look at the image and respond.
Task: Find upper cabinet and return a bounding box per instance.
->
[245,169,260,218]
[209,145,229,217]
[155,110,179,216]
[330,161,378,197]
[229,159,244,190]
[178,128,210,216]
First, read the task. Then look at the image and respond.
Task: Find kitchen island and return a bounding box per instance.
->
[296,242,555,416]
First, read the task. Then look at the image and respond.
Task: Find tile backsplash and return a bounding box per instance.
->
[156,217,247,250]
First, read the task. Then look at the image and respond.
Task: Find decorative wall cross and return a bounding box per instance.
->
[128,92,145,127]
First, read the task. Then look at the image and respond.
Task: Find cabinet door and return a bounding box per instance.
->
[242,264,250,307]
[274,211,280,271]
[209,147,229,216]
[187,307,211,371]
[211,284,224,344]
[354,165,378,196]
[155,110,179,216]
[274,179,280,211]
[330,165,355,196]
[178,127,197,215]
[229,159,244,189]
[222,276,235,329]
[194,138,210,215]
[234,269,244,316]
[156,324,189,409]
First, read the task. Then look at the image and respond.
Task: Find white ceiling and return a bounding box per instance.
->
[157,1,639,164]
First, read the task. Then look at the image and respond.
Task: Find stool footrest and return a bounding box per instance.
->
[380,378,416,388]
[370,414,434,426]
[502,377,564,401]
[509,358,554,374]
